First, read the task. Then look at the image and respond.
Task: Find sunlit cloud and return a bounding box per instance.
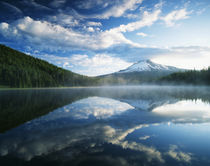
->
[48,13,79,27]
[87,21,102,26]
[136,32,148,37]
[161,8,190,27]
[139,135,150,140]
[68,54,132,76]
[89,0,143,19]
[151,46,210,70]
[112,9,161,33]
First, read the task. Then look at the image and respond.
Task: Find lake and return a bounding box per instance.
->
[0,86,210,166]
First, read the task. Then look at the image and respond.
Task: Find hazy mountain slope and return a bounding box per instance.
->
[0,44,98,88]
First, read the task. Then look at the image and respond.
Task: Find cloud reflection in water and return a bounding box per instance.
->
[152,99,210,123]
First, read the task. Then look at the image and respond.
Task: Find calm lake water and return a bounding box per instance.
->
[0,86,210,166]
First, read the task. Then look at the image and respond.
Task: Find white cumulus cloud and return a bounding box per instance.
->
[76,0,143,19]
[137,32,148,37]
[96,0,143,19]
[0,17,134,50]
[87,21,102,27]
[161,8,190,27]
[68,54,133,76]
[151,46,210,70]
[87,27,95,32]
[112,9,161,33]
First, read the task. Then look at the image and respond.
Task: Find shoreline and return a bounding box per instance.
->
[1,84,210,91]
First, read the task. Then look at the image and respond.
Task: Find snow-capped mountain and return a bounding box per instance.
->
[100,59,185,84]
[118,60,183,73]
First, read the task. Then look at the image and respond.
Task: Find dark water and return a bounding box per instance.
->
[0,86,210,166]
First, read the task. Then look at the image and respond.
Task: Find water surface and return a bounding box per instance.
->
[0,86,210,166]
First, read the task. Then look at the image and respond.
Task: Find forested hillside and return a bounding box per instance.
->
[160,68,210,85]
[0,44,98,88]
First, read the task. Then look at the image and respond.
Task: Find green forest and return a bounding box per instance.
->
[0,44,99,88]
[159,68,210,85]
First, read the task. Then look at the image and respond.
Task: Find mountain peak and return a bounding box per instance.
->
[136,59,154,65]
[118,59,183,73]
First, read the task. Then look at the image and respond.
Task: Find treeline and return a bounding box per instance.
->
[0,44,99,88]
[99,71,172,85]
[159,68,210,85]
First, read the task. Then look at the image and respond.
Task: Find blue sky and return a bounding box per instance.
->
[0,0,210,76]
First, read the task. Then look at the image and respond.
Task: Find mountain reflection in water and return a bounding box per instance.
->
[0,86,210,166]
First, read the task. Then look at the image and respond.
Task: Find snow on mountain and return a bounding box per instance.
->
[121,98,179,111]
[118,60,182,73]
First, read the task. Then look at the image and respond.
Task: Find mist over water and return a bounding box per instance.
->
[0,85,210,166]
